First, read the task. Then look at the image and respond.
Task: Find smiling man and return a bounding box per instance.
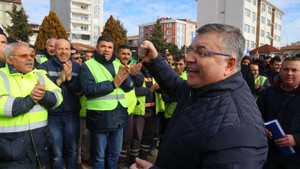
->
[257,56,300,169]
[39,39,82,169]
[130,24,268,169]
[79,36,134,169]
[0,42,62,169]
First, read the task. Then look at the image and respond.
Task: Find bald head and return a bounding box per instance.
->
[55,39,71,63]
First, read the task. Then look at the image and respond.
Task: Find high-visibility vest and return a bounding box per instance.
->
[134,78,164,116]
[79,96,87,117]
[35,54,48,64]
[115,58,138,115]
[254,75,268,101]
[164,71,187,119]
[85,58,127,111]
[0,66,62,133]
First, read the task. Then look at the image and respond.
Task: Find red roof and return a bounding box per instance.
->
[281,45,300,50]
[250,44,281,54]
[1,0,22,4]
[71,43,95,52]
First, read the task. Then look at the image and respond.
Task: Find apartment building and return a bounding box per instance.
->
[196,0,284,51]
[50,0,103,46]
[0,0,22,30]
[138,17,197,48]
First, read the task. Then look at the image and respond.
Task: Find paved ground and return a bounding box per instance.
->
[50,149,159,169]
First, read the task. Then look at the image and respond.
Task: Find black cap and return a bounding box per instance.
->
[0,27,7,38]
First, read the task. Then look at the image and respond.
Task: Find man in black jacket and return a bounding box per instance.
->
[79,36,133,169]
[257,56,300,169]
[130,24,268,169]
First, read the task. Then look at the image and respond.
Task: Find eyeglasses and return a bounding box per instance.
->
[13,54,35,59]
[187,46,231,57]
[73,57,81,60]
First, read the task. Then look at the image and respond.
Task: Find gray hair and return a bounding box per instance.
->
[5,42,29,59]
[196,24,245,70]
[46,37,57,45]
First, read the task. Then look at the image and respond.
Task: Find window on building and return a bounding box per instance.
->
[94,17,100,25]
[167,30,172,35]
[261,3,266,12]
[145,26,149,30]
[82,35,90,41]
[260,30,265,37]
[279,14,282,20]
[245,8,251,17]
[252,12,256,21]
[267,19,271,26]
[81,26,88,31]
[94,26,99,34]
[72,24,78,29]
[167,38,172,43]
[94,0,100,5]
[244,24,250,33]
[72,14,78,19]
[245,40,249,49]
[81,5,87,10]
[140,27,144,33]
[274,23,277,30]
[94,7,100,14]
[251,26,255,34]
[278,25,281,31]
[251,41,255,49]
[253,0,256,5]
[167,23,172,28]
[268,7,272,14]
[266,32,270,38]
[261,16,265,24]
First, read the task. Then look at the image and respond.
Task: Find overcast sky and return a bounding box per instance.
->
[22,0,300,46]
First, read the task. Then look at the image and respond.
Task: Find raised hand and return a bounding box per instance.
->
[30,79,45,103]
[113,65,130,88]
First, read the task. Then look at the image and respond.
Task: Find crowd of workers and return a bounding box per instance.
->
[0,23,300,169]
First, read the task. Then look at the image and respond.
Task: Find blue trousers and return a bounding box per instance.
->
[48,114,80,169]
[91,128,123,169]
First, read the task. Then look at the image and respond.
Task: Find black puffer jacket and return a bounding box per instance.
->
[146,56,268,169]
[257,80,300,160]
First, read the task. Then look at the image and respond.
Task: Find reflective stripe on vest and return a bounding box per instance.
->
[0,68,48,132]
[35,54,48,64]
[0,120,47,133]
[48,71,78,77]
[85,58,127,110]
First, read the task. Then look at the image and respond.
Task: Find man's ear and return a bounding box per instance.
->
[224,57,236,76]
[6,56,13,65]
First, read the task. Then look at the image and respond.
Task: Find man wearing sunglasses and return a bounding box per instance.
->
[0,42,63,169]
[130,24,268,169]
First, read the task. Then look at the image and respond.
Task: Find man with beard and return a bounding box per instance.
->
[0,42,62,169]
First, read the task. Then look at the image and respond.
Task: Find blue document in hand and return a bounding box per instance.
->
[264,119,295,156]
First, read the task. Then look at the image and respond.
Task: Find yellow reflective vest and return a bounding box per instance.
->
[164,71,187,119]
[35,54,48,65]
[85,58,127,111]
[0,66,62,133]
[134,78,165,116]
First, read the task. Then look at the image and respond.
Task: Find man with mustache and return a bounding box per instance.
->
[35,37,57,67]
[39,39,82,169]
[130,24,268,169]
[0,42,62,169]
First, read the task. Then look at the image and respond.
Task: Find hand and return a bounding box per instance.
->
[56,69,66,86]
[129,158,153,169]
[114,65,130,88]
[255,81,260,89]
[130,63,142,76]
[275,134,296,147]
[138,40,158,63]
[63,60,72,81]
[30,80,45,103]
[254,51,259,60]
[265,128,272,139]
[150,83,160,93]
